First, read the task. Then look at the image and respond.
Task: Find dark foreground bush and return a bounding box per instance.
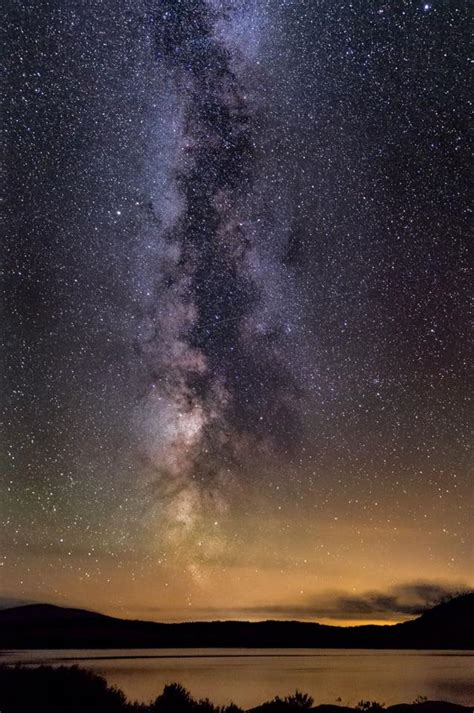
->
[0,665,470,713]
[0,667,241,713]
[256,690,314,711]
[151,682,242,712]
[0,665,145,713]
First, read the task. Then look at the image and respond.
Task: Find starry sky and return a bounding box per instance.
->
[2,0,472,625]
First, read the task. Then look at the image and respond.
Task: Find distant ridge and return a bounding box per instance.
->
[0,593,472,649]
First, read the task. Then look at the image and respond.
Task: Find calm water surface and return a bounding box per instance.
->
[1,649,473,708]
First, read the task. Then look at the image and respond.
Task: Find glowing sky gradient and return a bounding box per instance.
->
[3,0,472,625]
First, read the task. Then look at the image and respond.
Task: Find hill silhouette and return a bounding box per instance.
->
[0,593,472,649]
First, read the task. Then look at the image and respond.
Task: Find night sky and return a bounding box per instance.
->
[3,0,472,624]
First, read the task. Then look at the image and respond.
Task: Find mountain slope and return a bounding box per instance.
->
[0,593,472,649]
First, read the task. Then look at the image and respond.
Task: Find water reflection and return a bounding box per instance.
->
[1,649,473,709]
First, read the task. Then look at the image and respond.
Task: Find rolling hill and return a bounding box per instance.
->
[0,593,472,649]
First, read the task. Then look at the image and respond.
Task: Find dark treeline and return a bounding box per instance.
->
[0,666,470,713]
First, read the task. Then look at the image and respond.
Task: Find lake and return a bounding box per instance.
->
[1,649,473,708]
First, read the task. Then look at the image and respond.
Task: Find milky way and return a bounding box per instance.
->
[3,0,472,622]
[136,1,302,547]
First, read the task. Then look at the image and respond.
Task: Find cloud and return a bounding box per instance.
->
[153,581,471,623]
[0,596,39,610]
[257,582,472,621]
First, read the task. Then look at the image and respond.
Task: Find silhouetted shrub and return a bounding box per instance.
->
[150,682,243,712]
[258,689,314,711]
[284,691,314,708]
[0,665,466,713]
[356,701,385,712]
[151,682,194,712]
[0,665,144,713]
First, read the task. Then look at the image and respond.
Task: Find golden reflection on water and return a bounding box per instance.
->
[2,649,473,708]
